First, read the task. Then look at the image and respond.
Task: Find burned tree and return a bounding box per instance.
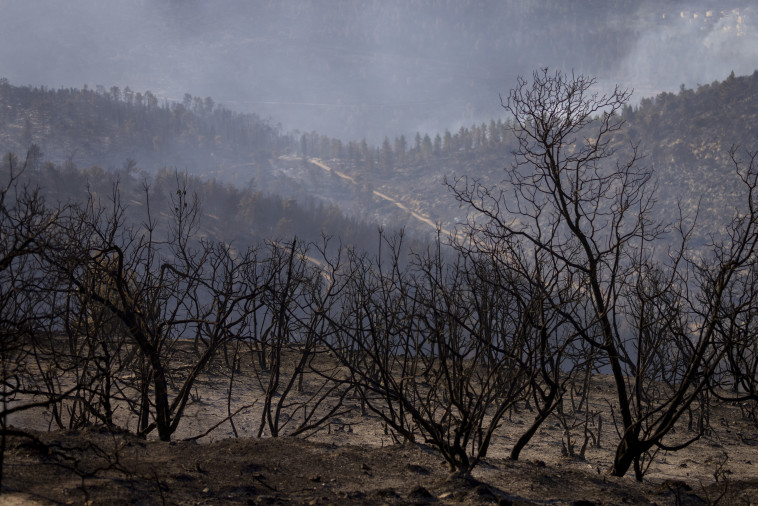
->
[47,178,273,441]
[329,232,532,473]
[449,69,758,480]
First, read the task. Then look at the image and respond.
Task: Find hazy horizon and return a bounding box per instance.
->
[2,0,757,143]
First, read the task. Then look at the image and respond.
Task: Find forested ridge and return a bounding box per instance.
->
[258,70,758,248]
[0,78,285,180]
[1,160,388,259]
[5,70,758,245]
[0,77,396,251]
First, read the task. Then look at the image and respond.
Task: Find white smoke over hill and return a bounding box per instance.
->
[612,4,758,96]
[0,1,755,142]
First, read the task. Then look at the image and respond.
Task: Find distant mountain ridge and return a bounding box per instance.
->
[0,79,287,179]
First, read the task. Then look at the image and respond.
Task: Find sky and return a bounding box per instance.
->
[1,0,757,143]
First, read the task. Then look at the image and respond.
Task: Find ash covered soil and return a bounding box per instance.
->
[2,426,757,505]
[2,371,758,505]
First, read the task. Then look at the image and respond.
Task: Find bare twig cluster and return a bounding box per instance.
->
[1,70,757,486]
[449,68,758,480]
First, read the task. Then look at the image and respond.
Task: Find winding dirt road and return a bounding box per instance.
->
[306,158,455,237]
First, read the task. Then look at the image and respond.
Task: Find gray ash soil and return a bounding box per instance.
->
[3,359,758,505]
[2,426,758,505]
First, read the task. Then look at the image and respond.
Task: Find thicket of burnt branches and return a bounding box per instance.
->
[448,68,758,479]
[1,71,758,483]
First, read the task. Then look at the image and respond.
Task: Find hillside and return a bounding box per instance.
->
[0,157,389,260]
[627,72,758,227]
[3,70,758,246]
[299,70,758,244]
[0,79,285,180]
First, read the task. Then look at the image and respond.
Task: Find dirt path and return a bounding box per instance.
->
[307,158,457,238]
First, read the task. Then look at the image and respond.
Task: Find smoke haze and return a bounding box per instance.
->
[1,0,756,142]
